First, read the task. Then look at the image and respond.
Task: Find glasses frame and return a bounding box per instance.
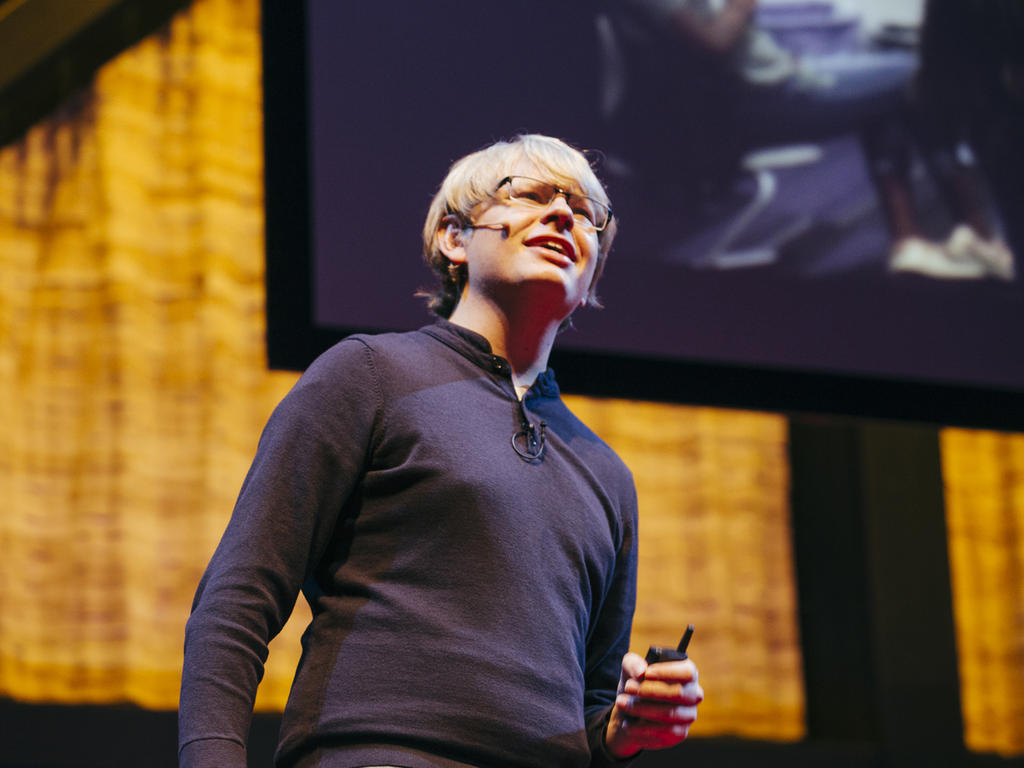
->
[494,175,613,233]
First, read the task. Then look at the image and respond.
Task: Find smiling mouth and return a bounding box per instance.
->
[528,239,575,261]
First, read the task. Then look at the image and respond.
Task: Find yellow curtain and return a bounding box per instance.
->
[941,428,1024,755]
[0,0,304,710]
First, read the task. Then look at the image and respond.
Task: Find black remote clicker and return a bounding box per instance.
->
[645,624,694,664]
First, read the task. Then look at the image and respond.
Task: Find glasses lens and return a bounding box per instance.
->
[506,177,609,231]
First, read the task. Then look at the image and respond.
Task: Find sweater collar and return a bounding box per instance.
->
[419,318,560,399]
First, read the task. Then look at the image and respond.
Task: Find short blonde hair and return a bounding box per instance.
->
[421,134,618,318]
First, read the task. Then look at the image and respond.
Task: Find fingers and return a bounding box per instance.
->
[623,677,703,703]
[618,684,700,712]
[643,658,699,684]
[623,659,700,701]
[617,685,703,720]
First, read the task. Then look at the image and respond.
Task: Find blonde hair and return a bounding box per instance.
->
[420,134,617,318]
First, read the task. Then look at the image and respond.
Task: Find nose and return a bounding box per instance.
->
[540,194,575,231]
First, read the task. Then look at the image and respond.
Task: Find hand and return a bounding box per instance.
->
[604,652,704,758]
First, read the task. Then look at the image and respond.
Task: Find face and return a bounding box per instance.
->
[440,160,602,320]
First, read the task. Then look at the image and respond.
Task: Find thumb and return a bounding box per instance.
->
[619,652,648,691]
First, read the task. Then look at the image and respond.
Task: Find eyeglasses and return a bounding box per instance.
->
[495,176,613,233]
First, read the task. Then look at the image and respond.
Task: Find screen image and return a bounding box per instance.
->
[266,0,1024,427]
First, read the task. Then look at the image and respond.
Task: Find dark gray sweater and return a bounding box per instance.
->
[179,320,638,768]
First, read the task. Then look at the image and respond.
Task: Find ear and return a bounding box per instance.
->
[437,214,468,266]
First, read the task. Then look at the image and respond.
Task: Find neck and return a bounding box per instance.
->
[447,294,565,395]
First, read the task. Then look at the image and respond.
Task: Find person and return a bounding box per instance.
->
[606,0,1016,279]
[907,0,1020,281]
[607,0,918,178]
[178,134,704,768]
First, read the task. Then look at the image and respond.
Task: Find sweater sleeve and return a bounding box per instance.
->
[178,339,382,767]
[584,480,640,767]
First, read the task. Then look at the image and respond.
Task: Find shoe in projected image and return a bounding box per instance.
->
[945,225,1015,281]
[888,237,987,279]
